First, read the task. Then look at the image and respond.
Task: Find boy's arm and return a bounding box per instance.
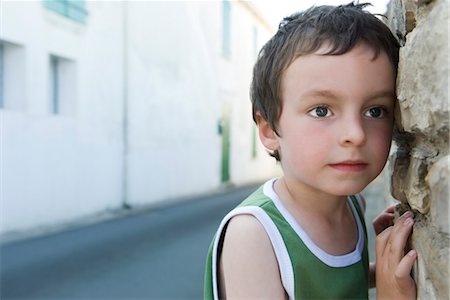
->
[219,215,287,300]
[375,211,417,300]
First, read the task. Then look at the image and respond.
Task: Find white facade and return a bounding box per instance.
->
[0,1,280,235]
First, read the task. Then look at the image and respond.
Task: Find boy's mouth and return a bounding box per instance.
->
[329,160,368,172]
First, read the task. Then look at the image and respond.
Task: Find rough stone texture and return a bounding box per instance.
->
[386,0,449,298]
[427,155,450,233]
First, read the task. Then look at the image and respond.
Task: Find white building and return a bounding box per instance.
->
[0,1,280,235]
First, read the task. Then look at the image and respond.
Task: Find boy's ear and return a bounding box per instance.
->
[255,112,279,151]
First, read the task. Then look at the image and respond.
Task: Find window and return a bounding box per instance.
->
[49,55,76,116]
[222,0,231,59]
[44,0,87,23]
[50,56,59,114]
[0,41,25,110]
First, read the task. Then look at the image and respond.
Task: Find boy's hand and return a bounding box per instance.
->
[372,204,395,235]
[375,211,417,300]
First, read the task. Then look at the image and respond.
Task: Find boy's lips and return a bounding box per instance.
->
[329,160,368,172]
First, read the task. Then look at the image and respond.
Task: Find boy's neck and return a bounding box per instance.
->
[274,177,349,218]
[274,177,359,256]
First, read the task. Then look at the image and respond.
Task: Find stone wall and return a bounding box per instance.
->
[386,0,449,298]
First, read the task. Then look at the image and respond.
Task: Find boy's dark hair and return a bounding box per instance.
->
[250,2,400,161]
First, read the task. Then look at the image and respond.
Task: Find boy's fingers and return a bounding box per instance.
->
[373,213,395,235]
[376,226,392,258]
[387,212,414,264]
[385,205,396,213]
[380,212,395,223]
[380,212,394,219]
[385,211,395,218]
[376,211,414,260]
[394,250,417,284]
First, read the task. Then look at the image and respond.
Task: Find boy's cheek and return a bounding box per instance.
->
[369,123,393,145]
[370,132,393,171]
[381,127,394,148]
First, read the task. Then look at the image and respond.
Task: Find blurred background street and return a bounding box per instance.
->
[1,1,391,299]
[1,177,389,300]
[1,184,258,299]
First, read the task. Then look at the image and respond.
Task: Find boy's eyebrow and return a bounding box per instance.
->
[301,89,395,100]
[368,90,396,100]
[301,90,340,100]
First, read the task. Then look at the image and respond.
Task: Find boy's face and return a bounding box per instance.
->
[260,42,395,196]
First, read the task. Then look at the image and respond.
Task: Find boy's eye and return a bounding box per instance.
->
[309,106,331,118]
[364,107,386,118]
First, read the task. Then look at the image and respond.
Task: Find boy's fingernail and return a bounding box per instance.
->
[404,217,414,226]
[403,211,413,218]
[408,250,417,257]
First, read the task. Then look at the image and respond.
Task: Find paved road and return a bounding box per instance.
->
[1,184,259,300]
[1,179,387,300]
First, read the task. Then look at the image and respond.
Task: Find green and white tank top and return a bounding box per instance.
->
[204,178,369,300]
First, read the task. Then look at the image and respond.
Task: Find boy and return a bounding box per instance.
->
[204,2,416,299]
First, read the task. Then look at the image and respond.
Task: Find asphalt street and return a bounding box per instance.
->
[1,178,386,300]
[1,184,259,300]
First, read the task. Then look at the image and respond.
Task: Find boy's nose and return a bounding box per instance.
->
[339,116,367,146]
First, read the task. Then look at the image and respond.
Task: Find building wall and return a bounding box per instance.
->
[227,2,282,184]
[125,1,222,205]
[0,1,279,235]
[124,1,280,206]
[1,1,125,234]
[386,0,449,298]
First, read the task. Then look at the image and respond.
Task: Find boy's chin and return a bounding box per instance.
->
[327,184,370,196]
